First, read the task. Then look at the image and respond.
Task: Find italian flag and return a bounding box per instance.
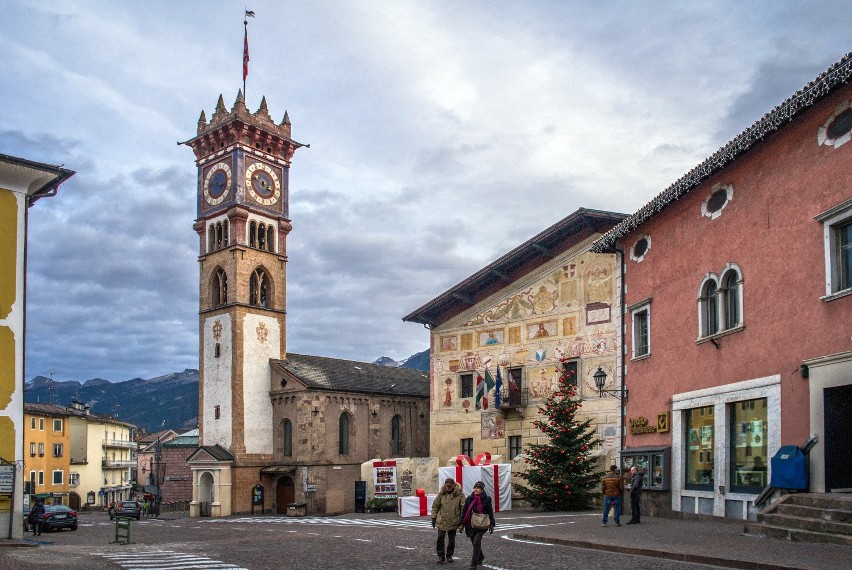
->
[476,368,496,410]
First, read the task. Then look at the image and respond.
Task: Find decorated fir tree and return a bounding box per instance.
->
[512,360,600,510]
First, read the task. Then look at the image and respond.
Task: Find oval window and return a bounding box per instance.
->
[827,108,852,140]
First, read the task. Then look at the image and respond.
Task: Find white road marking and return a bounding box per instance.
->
[95,550,247,570]
[500,535,554,546]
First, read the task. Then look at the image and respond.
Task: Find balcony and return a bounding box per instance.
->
[103,439,137,450]
[497,387,528,412]
[102,459,136,468]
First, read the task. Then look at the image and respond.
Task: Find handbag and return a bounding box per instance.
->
[470,512,491,530]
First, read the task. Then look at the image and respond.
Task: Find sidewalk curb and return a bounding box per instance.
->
[513,533,794,570]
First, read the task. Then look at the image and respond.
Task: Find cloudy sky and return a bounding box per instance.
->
[2,1,849,382]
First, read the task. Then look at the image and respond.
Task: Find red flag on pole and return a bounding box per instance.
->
[243,27,250,82]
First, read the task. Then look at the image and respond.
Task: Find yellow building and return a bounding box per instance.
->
[0,154,73,539]
[23,404,72,506]
[404,209,627,480]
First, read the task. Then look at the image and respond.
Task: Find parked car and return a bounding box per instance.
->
[29,505,78,532]
[111,500,142,520]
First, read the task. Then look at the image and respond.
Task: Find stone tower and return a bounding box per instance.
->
[183,92,304,513]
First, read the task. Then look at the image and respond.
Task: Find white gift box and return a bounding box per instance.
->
[438,454,512,512]
[397,490,436,517]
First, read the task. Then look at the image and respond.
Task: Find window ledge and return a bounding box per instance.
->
[631,353,651,362]
[695,324,745,345]
[821,288,852,302]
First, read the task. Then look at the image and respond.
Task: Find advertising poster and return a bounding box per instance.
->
[373,460,398,499]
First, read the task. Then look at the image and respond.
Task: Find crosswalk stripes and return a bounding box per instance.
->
[200,516,544,532]
[96,550,248,570]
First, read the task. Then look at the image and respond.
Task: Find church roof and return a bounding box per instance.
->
[271,354,429,398]
[592,52,852,252]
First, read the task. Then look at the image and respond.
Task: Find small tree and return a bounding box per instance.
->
[512,360,600,510]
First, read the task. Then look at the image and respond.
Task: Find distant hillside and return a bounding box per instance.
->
[25,370,199,433]
[26,349,430,432]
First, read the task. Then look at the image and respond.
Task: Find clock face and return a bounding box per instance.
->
[245,162,281,206]
[203,162,232,206]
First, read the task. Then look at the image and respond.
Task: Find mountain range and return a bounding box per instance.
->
[24,349,429,433]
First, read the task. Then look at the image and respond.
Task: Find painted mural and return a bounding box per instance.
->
[433,251,618,406]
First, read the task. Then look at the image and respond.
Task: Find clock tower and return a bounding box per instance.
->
[183,91,305,515]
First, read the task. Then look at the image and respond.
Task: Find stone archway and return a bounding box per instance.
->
[199,471,215,517]
[276,476,295,514]
[69,492,81,510]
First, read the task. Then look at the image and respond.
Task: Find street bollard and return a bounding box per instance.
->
[110,517,133,545]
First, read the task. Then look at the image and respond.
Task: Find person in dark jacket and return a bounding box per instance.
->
[626,465,644,524]
[459,481,495,569]
[601,465,624,526]
[31,500,45,536]
[431,478,465,564]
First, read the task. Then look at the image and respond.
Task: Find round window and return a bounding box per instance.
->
[706,188,728,213]
[633,237,649,258]
[827,108,852,140]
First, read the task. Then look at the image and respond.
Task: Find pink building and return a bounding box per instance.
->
[593,54,852,520]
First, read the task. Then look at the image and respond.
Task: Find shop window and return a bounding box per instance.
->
[508,435,523,459]
[630,302,651,359]
[281,418,292,457]
[684,405,714,490]
[816,199,852,298]
[459,373,474,399]
[730,398,768,492]
[460,438,473,458]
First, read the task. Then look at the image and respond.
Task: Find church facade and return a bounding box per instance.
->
[182,93,428,516]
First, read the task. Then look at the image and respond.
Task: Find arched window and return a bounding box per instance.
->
[258,223,266,250]
[249,221,257,248]
[222,220,229,247]
[266,226,275,252]
[338,413,350,455]
[208,226,216,253]
[249,268,269,307]
[281,419,292,457]
[391,415,402,456]
[700,279,719,337]
[723,270,741,329]
[213,269,228,306]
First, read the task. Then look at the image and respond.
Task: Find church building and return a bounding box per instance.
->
[182,93,429,517]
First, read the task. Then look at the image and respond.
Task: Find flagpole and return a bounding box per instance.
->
[243,9,255,98]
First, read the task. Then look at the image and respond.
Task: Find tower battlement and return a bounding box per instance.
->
[184,91,304,164]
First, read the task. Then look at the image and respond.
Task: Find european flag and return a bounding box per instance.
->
[494,367,503,408]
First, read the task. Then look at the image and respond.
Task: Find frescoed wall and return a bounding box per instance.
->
[429,247,621,469]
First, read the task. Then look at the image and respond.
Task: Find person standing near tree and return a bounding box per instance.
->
[601,465,624,526]
[626,465,644,524]
[431,477,465,564]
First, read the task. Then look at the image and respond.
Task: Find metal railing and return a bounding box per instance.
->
[497,387,529,409]
[102,459,136,468]
[103,439,138,449]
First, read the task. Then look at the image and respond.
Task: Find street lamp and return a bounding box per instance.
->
[593,367,627,400]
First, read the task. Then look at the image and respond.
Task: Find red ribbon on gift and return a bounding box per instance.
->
[416,488,427,516]
[492,465,500,512]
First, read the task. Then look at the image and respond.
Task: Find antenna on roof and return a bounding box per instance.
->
[44,372,59,404]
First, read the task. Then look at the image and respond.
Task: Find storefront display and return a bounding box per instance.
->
[685,405,714,489]
[373,460,398,499]
[730,398,768,492]
[621,447,670,490]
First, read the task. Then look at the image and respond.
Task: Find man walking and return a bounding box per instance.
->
[626,465,644,524]
[431,477,465,564]
[31,500,45,536]
[601,465,624,526]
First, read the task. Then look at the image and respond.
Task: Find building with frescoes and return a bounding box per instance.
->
[591,53,852,520]
[404,209,626,479]
[0,155,73,539]
[182,93,429,517]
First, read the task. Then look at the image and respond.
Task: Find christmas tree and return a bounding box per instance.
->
[512,360,600,510]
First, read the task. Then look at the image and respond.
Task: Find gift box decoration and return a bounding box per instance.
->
[397,488,436,517]
[438,453,512,512]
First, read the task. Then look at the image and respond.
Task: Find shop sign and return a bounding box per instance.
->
[373,460,398,499]
[629,417,658,434]
[0,465,13,494]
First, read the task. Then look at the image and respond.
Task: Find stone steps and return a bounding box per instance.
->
[744,493,852,546]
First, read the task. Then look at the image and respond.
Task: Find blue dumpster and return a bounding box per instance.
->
[770,445,808,490]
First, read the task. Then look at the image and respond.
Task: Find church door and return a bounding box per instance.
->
[276,476,295,513]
